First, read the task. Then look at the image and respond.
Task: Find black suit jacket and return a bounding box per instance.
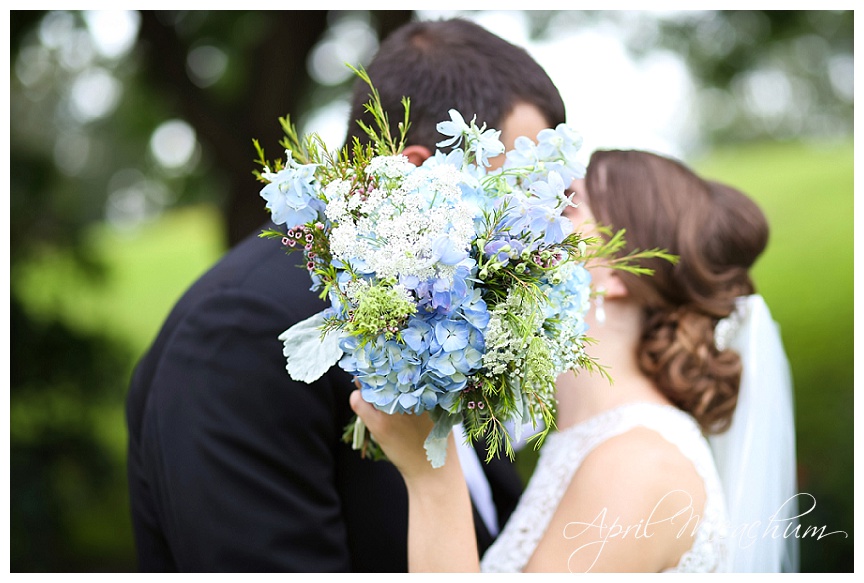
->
[126,223,523,572]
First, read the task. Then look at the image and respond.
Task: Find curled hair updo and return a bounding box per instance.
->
[585,150,769,433]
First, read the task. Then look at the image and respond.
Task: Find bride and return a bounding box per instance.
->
[350,149,799,572]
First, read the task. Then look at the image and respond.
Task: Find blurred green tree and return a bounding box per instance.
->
[530,11,852,143]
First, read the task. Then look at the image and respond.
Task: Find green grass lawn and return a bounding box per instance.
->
[14,203,227,359]
[12,138,854,572]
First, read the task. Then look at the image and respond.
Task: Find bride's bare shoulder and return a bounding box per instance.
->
[584,426,704,484]
[525,426,707,572]
[572,426,707,519]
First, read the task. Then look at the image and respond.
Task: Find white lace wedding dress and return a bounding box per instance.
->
[480,402,730,572]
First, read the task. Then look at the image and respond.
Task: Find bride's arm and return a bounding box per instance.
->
[349,391,481,572]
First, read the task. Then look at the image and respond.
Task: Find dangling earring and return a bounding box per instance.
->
[594,286,606,325]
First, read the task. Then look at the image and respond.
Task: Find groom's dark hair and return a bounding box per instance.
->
[344,18,566,151]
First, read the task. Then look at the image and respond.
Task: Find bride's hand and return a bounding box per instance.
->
[350,388,478,573]
[349,389,441,482]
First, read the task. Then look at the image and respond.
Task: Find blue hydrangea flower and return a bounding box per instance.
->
[393,349,422,385]
[541,262,592,331]
[339,285,488,415]
[456,288,490,332]
[402,317,434,353]
[434,318,470,352]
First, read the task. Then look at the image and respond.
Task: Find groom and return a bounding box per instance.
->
[126,17,566,572]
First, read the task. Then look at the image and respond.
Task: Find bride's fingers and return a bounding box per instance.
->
[349,389,386,433]
[349,391,433,447]
[349,388,372,417]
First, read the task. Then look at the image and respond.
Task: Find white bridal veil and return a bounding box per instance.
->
[709,294,800,572]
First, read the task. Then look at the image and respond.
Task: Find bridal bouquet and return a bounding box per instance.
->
[254,69,623,467]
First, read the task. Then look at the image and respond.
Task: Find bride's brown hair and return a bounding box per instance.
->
[585,150,769,433]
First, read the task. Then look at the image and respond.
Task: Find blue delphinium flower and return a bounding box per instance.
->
[260,155,323,227]
[466,124,505,168]
[505,135,541,168]
[537,124,583,164]
[436,109,471,149]
[528,172,570,241]
[536,124,586,185]
[436,109,505,167]
[423,147,465,169]
[502,124,586,189]
[527,204,572,245]
[484,238,525,266]
[528,170,567,207]
[498,171,572,246]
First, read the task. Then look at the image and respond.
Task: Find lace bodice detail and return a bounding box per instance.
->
[480,402,730,573]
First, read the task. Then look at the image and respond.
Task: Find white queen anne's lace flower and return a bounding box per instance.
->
[326,155,476,282]
[366,154,415,180]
